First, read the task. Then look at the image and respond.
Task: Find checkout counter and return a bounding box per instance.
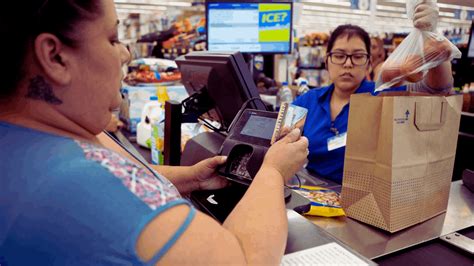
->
[116,51,473,264]
[114,128,473,265]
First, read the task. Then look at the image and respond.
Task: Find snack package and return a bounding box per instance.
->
[375,0,461,92]
[291,186,345,217]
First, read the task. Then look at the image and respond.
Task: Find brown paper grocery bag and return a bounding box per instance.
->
[341,93,463,233]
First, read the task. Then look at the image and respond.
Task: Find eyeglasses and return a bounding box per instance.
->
[328,52,369,66]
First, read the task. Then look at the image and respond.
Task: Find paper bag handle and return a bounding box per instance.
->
[414,100,447,131]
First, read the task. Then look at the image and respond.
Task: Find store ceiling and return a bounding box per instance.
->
[114,0,474,34]
[127,0,474,8]
[379,0,474,8]
[297,0,473,34]
[437,0,474,8]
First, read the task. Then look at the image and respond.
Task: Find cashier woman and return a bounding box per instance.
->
[293,1,453,183]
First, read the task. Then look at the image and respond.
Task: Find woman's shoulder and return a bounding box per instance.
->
[0,122,180,209]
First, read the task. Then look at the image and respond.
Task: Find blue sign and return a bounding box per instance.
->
[454,9,474,20]
[454,9,460,19]
[350,0,370,11]
[469,11,474,20]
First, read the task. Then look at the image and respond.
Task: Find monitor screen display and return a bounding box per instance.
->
[207,1,292,54]
[468,22,474,58]
[240,115,276,140]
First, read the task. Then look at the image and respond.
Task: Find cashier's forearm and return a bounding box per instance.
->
[222,166,288,265]
[424,61,453,91]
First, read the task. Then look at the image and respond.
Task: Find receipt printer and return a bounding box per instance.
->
[218,109,278,186]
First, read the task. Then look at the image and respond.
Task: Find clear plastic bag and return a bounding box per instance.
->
[375,0,462,92]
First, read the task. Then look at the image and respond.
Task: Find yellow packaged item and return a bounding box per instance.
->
[291,186,345,217]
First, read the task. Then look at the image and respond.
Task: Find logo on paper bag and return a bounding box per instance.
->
[394,110,410,124]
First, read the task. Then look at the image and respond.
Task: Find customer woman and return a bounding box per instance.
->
[293,1,452,184]
[0,0,308,265]
[368,36,386,81]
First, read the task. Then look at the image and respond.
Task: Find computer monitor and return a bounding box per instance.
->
[467,20,474,58]
[206,0,293,54]
[175,51,267,130]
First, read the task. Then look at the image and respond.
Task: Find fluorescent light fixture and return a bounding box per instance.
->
[303,4,370,15]
[115,3,167,11]
[439,17,473,24]
[165,1,192,7]
[302,10,367,20]
[376,4,405,12]
[116,8,156,14]
[302,0,351,7]
[379,0,406,4]
[376,11,407,19]
[114,0,192,7]
[439,11,454,18]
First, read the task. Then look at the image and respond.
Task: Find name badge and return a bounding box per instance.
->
[327,132,347,151]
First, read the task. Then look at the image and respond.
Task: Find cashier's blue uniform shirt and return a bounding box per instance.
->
[0,122,195,265]
[293,80,407,183]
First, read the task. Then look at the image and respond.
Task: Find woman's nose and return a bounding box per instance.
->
[120,44,131,65]
[343,56,354,68]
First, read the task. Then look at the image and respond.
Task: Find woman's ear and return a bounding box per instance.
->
[33,33,72,86]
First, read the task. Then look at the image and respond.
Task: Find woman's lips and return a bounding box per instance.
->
[341,73,354,77]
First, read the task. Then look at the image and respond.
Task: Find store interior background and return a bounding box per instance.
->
[113,0,474,181]
[116,0,474,89]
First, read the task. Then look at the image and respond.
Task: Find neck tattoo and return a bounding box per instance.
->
[26,75,63,105]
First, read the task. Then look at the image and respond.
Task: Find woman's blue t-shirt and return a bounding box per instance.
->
[0,122,195,265]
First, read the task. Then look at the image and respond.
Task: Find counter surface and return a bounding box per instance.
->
[307,180,474,259]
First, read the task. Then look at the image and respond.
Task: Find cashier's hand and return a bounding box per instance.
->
[263,128,309,182]
[413,0,438,31]
[191,156,229,190]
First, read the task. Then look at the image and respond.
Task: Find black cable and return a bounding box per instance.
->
[227,97,269,133]
[285,173,302,190]
[197,117,227,137]
[244,97,270,111]
[294,173,302,188]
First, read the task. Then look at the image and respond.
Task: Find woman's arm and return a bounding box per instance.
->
[415,1,454,92]
[95,132,227,194]
[150,157,228,194]
[423,61,454,91]
[135,129,309,265]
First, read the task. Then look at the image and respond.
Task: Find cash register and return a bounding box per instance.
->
[175,51,310,222]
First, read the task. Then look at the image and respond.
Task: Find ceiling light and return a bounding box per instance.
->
[302,0,351,7]
[115,3,167,11]
[303,5,370,15]
[114,0,192,7]
[376,5,405,12]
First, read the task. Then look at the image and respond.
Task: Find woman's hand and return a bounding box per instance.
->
[413,0,438,31]
[191,156,229,191]
[262,128,309,182]
[413,1,454,91]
